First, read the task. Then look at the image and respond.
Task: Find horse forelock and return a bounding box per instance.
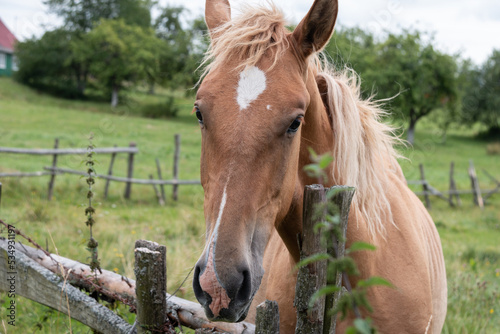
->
[199,3,290,80]
[313,55,405,238]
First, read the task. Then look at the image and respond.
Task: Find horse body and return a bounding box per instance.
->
[192,0,447,332]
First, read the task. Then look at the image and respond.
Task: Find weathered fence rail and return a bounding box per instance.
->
[43,167,201,185]
[0,147,139,155]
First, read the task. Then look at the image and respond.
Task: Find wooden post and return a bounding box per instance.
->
[255,300,280,334]
[468,160,484,209]
[47,138,59,201]
[324,186,355,334]
[134,240,167,334]
[104,145,117,199]
[448,162,461,207]
[124,142,136,199]
[156,158,167,205]
[295,184,327,334]
[149,174,165,206]
[419,164,431,209]
[173,134,180,201]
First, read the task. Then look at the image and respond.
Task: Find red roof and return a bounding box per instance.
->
[0,18,17,52]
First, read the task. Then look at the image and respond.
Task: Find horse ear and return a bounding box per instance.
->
[206,0,231,35]
[292,0,338,58]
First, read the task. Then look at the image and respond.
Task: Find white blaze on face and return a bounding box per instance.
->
[236,66,267,110]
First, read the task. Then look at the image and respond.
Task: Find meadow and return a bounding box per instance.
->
[0,77,499,333]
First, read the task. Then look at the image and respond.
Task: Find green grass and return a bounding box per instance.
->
[1,77,499,332]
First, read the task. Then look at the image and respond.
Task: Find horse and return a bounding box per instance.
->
[192,0,447,332]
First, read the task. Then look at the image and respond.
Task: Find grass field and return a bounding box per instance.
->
[0,77,499,333]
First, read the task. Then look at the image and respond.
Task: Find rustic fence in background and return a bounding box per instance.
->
[0,134,200,204]
[0,184,353,333]
[1,139,498,208]
[408,161,499,210]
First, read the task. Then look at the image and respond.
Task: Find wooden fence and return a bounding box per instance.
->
[2,139,497,210]
[408,161,499,210]
[0,184,353,333]
[0,135,200,204]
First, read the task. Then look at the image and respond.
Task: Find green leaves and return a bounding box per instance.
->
[296,253,333,269]
[347,242,377,253]
[357,276,394,289]
[304,148,334,184]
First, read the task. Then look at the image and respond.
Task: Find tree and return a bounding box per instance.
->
[373,31,459,144]
[154,7,209,91]
[72,19,160,107]
[327,29,459,145]
[15,29,85,98]
[44,0,153,32]
[461,50,500,135]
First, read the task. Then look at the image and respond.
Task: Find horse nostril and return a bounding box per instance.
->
[236,270,252,303]
[193,265,207,305]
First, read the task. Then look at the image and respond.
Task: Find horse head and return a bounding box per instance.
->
[192,0,338,322]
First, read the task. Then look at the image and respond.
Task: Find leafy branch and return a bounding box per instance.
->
[85,134,101,275]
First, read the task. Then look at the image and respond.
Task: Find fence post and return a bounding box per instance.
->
[0,182,2,209]
[468,160,484,209]
[47,138,59,201]
[419,164,431,209]
[134,240,167,333]
[149,174,165,206]
[448,162,461,207]
[294,184,327,334]
[324,186,355,334]
[104,145,117,199]
[255,300,280,334]
[124,142,136,200]
[155,158,166,205]
[173,134,180,201]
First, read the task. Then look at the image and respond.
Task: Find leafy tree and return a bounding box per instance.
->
[327,29,459,145]
[72,19,160,107]
[154,7,208,91]
[14,29,85,98]
[326,27,380,94]
[461,50,500,135]
[374,31,459,144]
[44,0,153,32]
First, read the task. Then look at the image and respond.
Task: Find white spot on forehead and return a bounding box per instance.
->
[236,66,267,110]
[267,105,272,110]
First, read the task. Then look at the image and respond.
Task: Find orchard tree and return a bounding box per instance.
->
[44,0,153,32]
[154,7,209,90]
[461,50,500,135]
[15,29,86,97]
[72,19,160,107]
[375,31,459,145]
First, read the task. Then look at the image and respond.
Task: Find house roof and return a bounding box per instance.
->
[0,18,17,53]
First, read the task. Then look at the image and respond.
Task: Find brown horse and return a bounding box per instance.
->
[192,0,447,332]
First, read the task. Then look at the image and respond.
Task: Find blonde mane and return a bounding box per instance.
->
[201,4,403,237]
[313,56,404,237]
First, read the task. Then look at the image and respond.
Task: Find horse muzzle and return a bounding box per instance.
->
[192,244,263,322]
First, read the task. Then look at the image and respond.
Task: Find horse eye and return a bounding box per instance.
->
[287,117,302,133]
[195,107,203,125]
